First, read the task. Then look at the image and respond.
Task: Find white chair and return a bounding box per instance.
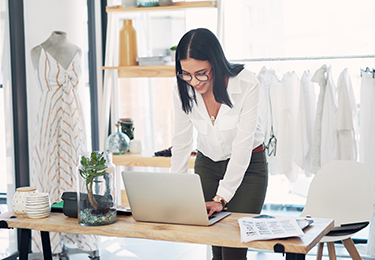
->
[300,160,374,260]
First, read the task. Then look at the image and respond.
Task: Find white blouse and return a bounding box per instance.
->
[171,69,264,202]
[295,71,316,176]
[337,68,357,161]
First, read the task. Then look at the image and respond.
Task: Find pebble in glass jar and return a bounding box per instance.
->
[12,187,38,215]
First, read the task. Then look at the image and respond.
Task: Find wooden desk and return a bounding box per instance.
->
[112,152,196,168]
[0,211,333,260]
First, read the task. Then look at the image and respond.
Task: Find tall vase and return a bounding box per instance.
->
[119,19,138,66]
[77,151,117,226]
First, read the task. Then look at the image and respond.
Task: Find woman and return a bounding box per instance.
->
[171,28,268,260]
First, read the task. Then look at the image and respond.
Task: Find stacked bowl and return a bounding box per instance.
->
[25,193,51,219]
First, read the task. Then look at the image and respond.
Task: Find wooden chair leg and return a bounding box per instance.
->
[342,238,362,260]
[327,242,337,260]
[316,242,324,260]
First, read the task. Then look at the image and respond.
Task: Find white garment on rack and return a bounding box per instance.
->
[337,68,357,161]
[311,65,327,173]
[257,67,270,142]
[295,71,316,176]
[257,68,280,175]
[360,71,375,200]
[320,66,338,168]
[276,72,300,182]
[359,71,375,257]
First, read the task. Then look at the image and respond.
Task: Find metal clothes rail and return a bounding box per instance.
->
[231,54,375,62]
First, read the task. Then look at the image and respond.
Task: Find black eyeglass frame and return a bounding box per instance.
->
[177,68,212,82]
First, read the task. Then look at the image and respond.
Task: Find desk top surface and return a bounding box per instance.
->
[112,152,195,168]
[0,211,333,254]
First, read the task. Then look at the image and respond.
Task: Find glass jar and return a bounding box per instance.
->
[118,118,135,140]
[12,187,38,215]
[106,123,130,155]
[77,151,117,226]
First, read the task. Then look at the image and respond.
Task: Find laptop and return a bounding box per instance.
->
[121,171,231,226]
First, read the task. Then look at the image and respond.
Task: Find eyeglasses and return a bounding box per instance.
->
[177,68,212,82]
[265,127,277,156]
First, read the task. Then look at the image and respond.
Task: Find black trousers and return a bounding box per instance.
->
[194,149,268,260]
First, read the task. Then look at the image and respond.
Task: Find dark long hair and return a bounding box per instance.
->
[175,28,244,114]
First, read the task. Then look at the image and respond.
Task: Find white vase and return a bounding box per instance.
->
[130,139,142,153]
[12,187,38,215]
[170,49,176,62]
[122,0,137,8]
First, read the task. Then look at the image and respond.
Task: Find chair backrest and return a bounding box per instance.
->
[300,160,374,227]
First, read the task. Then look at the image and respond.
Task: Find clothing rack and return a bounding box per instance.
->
[231,54,375,62]
[360,67,375,78]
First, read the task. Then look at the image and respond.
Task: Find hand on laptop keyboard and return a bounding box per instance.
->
[206,201,224,217]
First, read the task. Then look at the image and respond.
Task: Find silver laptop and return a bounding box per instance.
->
[121,171,231,226]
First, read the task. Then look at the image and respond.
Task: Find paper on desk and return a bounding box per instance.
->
[238,217,304,242]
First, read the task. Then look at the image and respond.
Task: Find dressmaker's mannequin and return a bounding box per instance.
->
[29,31,98,256]
[31,31,81,70]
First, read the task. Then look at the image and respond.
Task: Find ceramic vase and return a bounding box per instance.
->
[119,19,138,66]
[12,187,38,215]
[118,118,135,140]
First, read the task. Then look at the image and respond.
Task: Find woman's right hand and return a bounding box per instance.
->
[205,201,223,217]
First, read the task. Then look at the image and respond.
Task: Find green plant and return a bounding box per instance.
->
[79,152,108,211]
[170,45,177,51]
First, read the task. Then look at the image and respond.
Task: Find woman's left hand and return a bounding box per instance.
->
[206,201,223,217]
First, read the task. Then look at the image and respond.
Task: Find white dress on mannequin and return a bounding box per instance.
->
[30,32,98,254]
[359,71,375,257]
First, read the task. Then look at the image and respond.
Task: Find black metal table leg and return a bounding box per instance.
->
[286,253,306,260]
[19,228,31,260]
[41,231,52,260]
[274,243,306,260]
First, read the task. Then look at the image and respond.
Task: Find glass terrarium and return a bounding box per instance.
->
[77,151,117,226]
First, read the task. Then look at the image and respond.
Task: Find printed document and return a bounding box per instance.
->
[238,217,304,242]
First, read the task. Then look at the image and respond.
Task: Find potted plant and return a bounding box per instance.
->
[170,45,177,62]
[77,151,117,226]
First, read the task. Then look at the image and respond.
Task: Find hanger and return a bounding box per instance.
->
[360,67,375,78]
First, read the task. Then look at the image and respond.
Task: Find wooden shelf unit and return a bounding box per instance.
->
[105,1,218,78]
[113,152,195,169]
[103,65,175,78]
[106,1,217,13]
